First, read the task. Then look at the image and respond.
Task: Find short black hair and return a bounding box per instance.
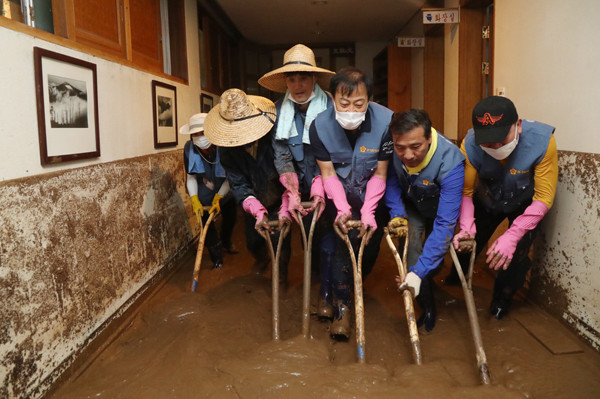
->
[284,71,315,79]
[389,109,432,139]
[329,66,373,99]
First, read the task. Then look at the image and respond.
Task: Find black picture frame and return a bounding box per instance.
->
[34,47,100,165]
[201,93,214,113]
[152,80,178,148]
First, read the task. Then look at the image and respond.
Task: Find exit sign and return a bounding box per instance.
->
[423,8,460,24]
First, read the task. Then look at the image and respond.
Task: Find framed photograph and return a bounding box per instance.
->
[152,80,178,148]
[201,93,214,113]
[34,47,100,165]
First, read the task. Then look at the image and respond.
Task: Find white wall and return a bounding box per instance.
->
[494,0,600,153]
[495,0,600,348]
[0,0,201,182]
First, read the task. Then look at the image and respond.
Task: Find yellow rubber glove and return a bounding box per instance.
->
[388,217,408,236]
[190,195,203,222]
[209,193,223,214]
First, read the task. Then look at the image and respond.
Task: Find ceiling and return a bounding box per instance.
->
[215,0,430,46]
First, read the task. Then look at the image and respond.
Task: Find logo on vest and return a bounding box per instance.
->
[360,145,379,153]
[476,113,503,126]
[422,179,430,185]
[509,168,529,175]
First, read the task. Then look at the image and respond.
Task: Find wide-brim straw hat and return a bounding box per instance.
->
[204,89,277,147]
[179,113,207,135]
[258,44,335,93]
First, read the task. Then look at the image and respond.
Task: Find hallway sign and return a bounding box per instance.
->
[397,37,425,47]
[423,8,460,24]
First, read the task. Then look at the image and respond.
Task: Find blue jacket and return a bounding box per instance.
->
[464,120,554,214]
[184,140,226,205]
[313,102,393,206]
[385,130,465,278]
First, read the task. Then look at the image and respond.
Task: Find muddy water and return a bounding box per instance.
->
[50,223,600,399]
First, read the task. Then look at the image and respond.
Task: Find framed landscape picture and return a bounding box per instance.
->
[34,47,100,165]
[152,80,178,148]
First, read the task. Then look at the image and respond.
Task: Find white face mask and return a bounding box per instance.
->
[193,134,211,150]
[480,124,519,160]
[335,110,366,130]
[289,90,316,105]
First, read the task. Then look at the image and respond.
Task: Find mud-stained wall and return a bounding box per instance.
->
[0,151,195,398]
[531,150,600,350]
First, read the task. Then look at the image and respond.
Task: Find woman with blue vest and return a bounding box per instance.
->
[258,44,337,313]
[452,96,558,319]
[385,109,465,332]
[309,67,394,339]
[180,113,238,270]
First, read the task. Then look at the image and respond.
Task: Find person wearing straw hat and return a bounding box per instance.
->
[309,67,394,339]
[204,89,291,280]
[385,109,465,332]
[180,113,238,270]
[258,43,337,317]
[451,96,558,320]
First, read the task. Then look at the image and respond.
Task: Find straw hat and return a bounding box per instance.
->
[204,89,277,147]
[258,44,335,93]
[179,113,207,135]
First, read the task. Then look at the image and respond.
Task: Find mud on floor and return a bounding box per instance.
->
[49,224,600,399]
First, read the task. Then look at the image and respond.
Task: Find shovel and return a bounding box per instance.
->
[191,205,215,292]
[260,219,291,341]
[383,226,422,365]
[295,201,323,339]
[448,240,491,384]
[334,219,368,363]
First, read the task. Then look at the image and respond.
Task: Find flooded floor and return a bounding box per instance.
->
[49,221,600,399]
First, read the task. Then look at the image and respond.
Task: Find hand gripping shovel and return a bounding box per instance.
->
[191,205,215,292]
[383,226,422,365]
[448,240,491,384]
[260,220,291,341]
[295,201,323,339]
[334,220,368,363]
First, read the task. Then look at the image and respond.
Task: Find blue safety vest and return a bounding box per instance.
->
[184,140,226,204]
[274,97,333,194]
[392,131,465,219]
[314,102,393,204]
[464,120,554,214]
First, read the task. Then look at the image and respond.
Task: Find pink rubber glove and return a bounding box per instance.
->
[243,196,268,230]
[486,200,549,270]
[279,172,306,222]
[360,175,386,231]
[323,175,352,226]
[278,191,292,225]
[308,175,325,220]
[453,196,477,251]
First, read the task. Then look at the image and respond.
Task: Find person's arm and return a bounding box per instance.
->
[384,168,406,220]
[359,161,388,240]
[272,137,296,175]
[453,140,478,251]
[486,135,558,270]
[218,147,256,204]
[410,163,465,278]
[186,173,199,197]
[360,130,393,239]
[186,173,203,220]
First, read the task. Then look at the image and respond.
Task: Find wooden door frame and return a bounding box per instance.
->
[457,0,494,143]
